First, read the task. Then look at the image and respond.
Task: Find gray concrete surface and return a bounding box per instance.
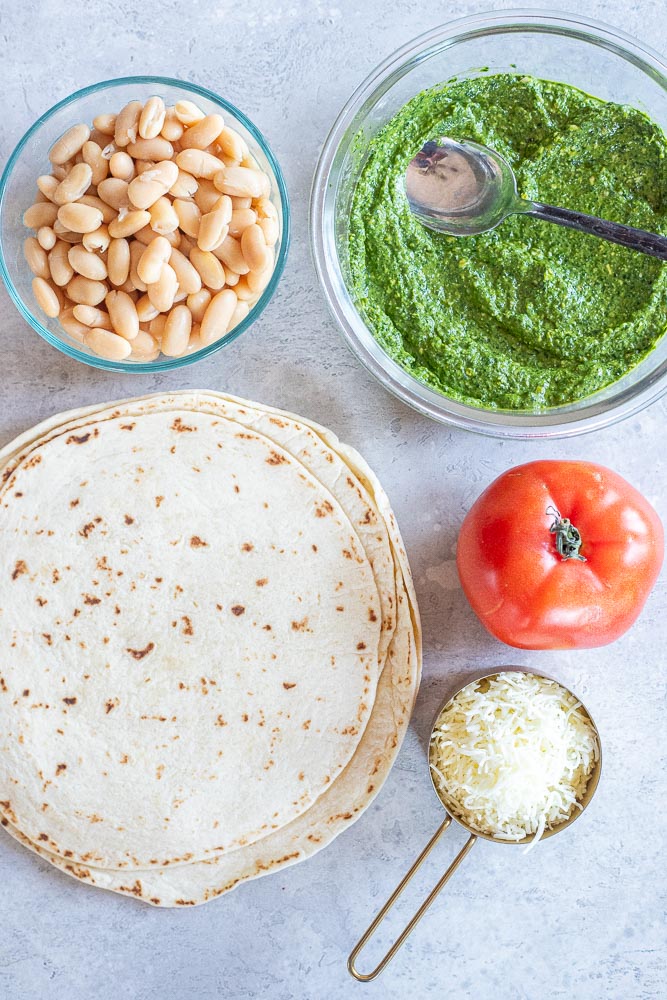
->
[0,1,665,998]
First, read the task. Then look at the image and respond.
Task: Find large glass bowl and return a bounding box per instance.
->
[310,10,667,438]
[0,76,290,372]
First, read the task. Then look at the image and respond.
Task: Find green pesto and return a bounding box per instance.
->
[348,74,667,410]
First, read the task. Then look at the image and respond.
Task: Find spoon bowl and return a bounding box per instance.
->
[406,136,667,259]
[406,137,522,236]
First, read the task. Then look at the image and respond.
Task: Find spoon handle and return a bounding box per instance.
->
[527,201,667,261]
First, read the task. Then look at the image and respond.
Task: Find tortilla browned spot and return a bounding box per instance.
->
[126,643,155,660]
[12,559,28,580]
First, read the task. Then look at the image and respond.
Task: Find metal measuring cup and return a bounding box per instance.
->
[348,667,602,982]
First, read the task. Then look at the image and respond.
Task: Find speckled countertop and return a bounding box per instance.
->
[1,1,666,998]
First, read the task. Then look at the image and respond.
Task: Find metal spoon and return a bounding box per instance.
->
[406,138,667,260]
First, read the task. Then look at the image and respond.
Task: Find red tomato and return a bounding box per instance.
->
[456,460,664,650]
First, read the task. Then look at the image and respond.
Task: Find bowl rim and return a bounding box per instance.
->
[0,74,290,373]
[310,8,667,438]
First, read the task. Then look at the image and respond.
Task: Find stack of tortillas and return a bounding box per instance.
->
[0,391,420,906]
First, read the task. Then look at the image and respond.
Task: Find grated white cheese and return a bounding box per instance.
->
[429,672,598,850]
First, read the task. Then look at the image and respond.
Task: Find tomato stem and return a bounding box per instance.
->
[546,506,586,562]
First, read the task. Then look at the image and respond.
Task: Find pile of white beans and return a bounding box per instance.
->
[23,97,279,362]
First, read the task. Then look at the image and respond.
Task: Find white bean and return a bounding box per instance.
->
[139,96,166,139]
[82,141,109,185]
[129,240,148,292]
[127,160,179,209]
[106,237,130,285]
[162,304,192,356]
[49,124,90,165]
[174,100,206,125]
[130,330,160,359]
[215,234,249,275]
[170,247,202,295]
[197,207,229,251]
[247,259,274,295]
[149,196,179,234]
[67,275,108,306]
[173,199,201,238]
[175,148,226,179]
[114,101,143,148]
[68,244,108,280]
[161,107,185,142]
[258,216,279,246]
[136,294,159,322]
[240,224,268,272]
[36,175,59,202]
[59,308,89,342]
[37,226,57,251]
[26,97,276,364]
[24,237,50,279]
[228,298,250,331]
[147,262,178,312]
[256,196,278,220]
[214,166,264,199]
[229,208,257,237]
[51,162,71,182]
[186,288,211,323]
[180,114,224,151]
[32,276,61,317]
[85,327,132,360]
[73,304,110,327]
[187,324,204,352]
[222,267,240,287]
[233,276,255,302]
[217,126,247,163]
[24,202,59,229]
[127,137,173,161]
[97,177,130,210]
[109,151,136,181]
[52,221,83,243]
[93,113,117,136]
[53,162,93,205]
[189,247,226,290]
[193,178,223,214]
[105,289,139,340]
[150,314,167,340]
[82,224,111,253]
[48,241,75,286]
[78,194,117,224]
[200,288,237,345]
[57,203,103,234]
[134,223,180,248]
[108,210,151,239]
[169,169,198,198]
[137,236,172,285]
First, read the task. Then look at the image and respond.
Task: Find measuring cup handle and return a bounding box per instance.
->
[347,816,478,982]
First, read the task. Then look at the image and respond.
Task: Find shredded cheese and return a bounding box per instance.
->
[429,672,598,850]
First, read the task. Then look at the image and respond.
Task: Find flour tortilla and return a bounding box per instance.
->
[0,410,384,868]
[0,393,421,904]
[0,393,401,673]
[0,592,416,905]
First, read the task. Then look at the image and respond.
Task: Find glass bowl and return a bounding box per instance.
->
[0,75,290,372]
[310,10,667,438]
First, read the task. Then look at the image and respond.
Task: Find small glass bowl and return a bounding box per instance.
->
[0,76,290,372]
[310,10,667,438]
